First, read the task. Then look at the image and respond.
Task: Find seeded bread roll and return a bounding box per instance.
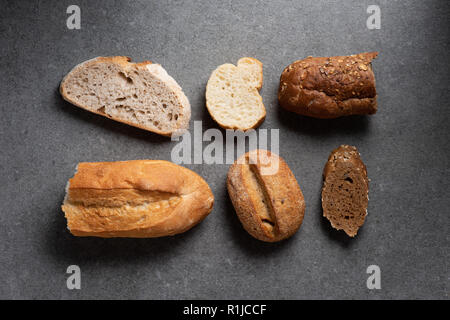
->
[278,52,378,118]
[62,160,214,238]
[227,150,305,242]
[60,56,191,136]
[322,145,369,237]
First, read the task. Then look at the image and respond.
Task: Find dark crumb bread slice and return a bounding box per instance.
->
[322,145,369,237]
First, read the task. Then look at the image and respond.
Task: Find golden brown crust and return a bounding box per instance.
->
[61,160,214,238]
[59,56,185,137]
[213,113,266,131]
[278,52,378,119]
[227,150,305,242]
[322,145,369,237]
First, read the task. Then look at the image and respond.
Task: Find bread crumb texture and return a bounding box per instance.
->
[322,145,369,237]
[206,57,266,130]
[60,56,191,136]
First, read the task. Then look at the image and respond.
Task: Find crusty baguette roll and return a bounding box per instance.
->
[206,57,266,130]
[227,150,305,242]
[61,160,214,238]
[60,56,191,136]
[278,52,378,118]
[322,145,369,237]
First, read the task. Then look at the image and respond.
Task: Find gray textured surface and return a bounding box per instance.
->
[0,0,449,299]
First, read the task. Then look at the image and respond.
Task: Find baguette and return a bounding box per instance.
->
[278,52,378,118]
[227,150,305,242]
[322,145,369,237]
[60,56,191,136]
[61,160,214,238]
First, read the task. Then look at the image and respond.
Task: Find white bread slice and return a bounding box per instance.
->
[60,56,191,136]
[205,57,266,130]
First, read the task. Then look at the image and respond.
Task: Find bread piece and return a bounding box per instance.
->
[278,52,378,118]
[206,57,266,130]
[60,56,191,136]
[322,145,369,237]
[227,150,305,242]
[61,160,214,238]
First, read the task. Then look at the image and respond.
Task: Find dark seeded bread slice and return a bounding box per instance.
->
[322,145,369,237]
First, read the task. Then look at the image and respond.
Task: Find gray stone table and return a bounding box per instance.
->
[0,0,448,299]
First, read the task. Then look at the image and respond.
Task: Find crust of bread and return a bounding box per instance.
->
[60,56,190,136]
[61,160,214,238]
[322,145,369,237]
[206,57,266,131]
[227,150,305,242]
[278,52,378,119]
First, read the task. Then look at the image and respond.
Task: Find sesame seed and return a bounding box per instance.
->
[359,64,368,71]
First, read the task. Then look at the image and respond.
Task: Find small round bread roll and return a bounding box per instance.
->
[227,150,305,242]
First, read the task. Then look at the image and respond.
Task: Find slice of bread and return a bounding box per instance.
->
[60,56,191,136]
[205,57,266,130]
[322,145,369,237]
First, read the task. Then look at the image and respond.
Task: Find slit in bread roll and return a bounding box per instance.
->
[227,150,305,242]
